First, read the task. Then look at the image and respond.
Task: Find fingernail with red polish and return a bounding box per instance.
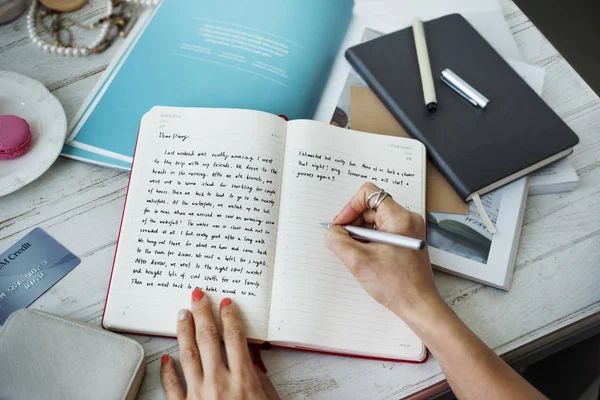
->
[161,354,169,365]
[220,298,232,307]
[192,288,204,302]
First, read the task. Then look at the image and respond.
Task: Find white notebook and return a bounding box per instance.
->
[103,107,427,362]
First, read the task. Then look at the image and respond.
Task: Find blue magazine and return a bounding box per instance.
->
[66,0,353,165]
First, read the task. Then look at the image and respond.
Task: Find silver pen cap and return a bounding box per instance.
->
[441,68,489,109]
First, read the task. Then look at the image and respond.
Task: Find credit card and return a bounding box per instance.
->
[0,228,81,324]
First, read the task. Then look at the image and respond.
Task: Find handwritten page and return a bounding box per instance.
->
[268,120,426,360]
[104,107,287,340]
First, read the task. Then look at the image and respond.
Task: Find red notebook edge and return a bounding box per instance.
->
[101,126,141,331]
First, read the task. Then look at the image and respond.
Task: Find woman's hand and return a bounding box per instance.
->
[325,182,547,400]
[324,182,441,322]
[160,289,279,400]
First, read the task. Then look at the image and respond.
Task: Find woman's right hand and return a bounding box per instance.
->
[324,182,442,322]
[325,183,547,400]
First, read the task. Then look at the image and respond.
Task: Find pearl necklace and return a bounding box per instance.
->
[27,0,159,56]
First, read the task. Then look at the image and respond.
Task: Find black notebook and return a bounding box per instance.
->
[345,13,579,201]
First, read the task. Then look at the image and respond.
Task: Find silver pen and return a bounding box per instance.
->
[320,223,425,251]
[441,68,489,109]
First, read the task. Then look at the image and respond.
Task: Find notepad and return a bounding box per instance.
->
[102,107,426,362]
[345,13,579,201]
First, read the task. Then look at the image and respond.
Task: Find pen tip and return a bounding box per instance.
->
[319,222,333,228]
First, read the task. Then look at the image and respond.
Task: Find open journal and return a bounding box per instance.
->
[103,107,427,362]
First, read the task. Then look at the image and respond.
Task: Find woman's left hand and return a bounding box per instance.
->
[160,288,279,400]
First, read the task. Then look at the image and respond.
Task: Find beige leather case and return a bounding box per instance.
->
[0,309,145,400]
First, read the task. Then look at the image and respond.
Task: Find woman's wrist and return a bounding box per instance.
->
[391,290,452,332]
[392,291,470,360]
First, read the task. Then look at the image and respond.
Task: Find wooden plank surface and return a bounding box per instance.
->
[1,1,599,398]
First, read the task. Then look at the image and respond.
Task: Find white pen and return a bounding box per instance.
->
[320,222,425,251]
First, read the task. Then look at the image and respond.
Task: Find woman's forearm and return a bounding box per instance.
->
[325,182,545,399]
[399,295,546,400]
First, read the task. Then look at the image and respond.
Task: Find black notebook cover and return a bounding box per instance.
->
[345,14,579,200]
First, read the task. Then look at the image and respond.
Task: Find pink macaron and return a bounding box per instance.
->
[0,115,32,160]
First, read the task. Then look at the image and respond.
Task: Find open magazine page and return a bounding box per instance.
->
[428,191,502,264]
[68,0,354,162]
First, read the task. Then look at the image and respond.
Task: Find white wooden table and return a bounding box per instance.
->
[1,1,599,398]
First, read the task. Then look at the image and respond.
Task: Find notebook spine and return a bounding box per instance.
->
[345,49,471,201]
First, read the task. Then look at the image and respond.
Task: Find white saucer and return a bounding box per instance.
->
[0,71,67,197]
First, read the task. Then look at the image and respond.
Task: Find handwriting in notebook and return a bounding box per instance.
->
[131,149,280,299]
[105,110,428,356]
[293,150,418,210]
[267,123,425,355]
